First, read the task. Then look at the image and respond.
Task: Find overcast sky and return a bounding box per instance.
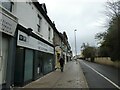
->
[38,0,108,55]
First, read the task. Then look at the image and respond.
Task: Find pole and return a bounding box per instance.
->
[74,29,77,58]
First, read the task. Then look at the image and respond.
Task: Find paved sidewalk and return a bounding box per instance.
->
[23,60,88,88]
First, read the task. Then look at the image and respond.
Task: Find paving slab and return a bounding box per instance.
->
[17,60,88,88]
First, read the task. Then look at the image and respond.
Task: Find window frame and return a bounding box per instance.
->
[48,27,51,40]
[1,0,14,12]
[37,14,42,33]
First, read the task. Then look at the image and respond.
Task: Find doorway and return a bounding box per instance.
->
[0,36,8,85]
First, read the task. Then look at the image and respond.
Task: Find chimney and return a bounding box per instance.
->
[53,21,55,27]
[41,3,47,14]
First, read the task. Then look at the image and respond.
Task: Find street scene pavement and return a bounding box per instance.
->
[22,60,88,88]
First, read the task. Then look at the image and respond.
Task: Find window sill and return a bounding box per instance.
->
[36,31,43,37]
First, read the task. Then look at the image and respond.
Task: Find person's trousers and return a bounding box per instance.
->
[60,66,64,72]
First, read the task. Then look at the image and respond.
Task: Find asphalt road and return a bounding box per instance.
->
[79,59,120,89]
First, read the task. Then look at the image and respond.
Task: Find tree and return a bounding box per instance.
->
[95,1,120,61]
[97,45,110,57]
[105,1,120,19]
[105,17,120,61]
[81,43,96,62]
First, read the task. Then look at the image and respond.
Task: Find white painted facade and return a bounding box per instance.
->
[14,0,54,44]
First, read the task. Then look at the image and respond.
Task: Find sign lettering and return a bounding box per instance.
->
[0,11,17,36]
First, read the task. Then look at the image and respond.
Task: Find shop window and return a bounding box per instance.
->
[34,51,44,78]
[43,53,53,74]
[14,47,24,84]
[24,49,33,82]
[1,0,13,12]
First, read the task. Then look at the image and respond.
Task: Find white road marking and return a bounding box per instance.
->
[82,61,120,89]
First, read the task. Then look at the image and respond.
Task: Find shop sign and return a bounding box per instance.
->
[0,11,17,36]
[17,30,54,54]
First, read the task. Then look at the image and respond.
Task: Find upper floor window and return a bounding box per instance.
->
[48,27,51,40]
[37,14,42,32]
[1,0,13,12]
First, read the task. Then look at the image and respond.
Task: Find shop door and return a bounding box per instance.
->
[24,49,33,82]
[0,37,8,85]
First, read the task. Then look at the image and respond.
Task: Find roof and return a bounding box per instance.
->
[32,0,65,43]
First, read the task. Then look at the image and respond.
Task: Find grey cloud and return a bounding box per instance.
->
[39,0,107,55]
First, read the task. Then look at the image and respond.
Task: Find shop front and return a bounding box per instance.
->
[34,50,54,80]
[66,53,71,62]
[55,46,62,69]
[14,47,34,86]
[63,52,67,64]
[0,6,17,89]
[0,34,9,88]
[14,25,55,86]
[0,6,18,88]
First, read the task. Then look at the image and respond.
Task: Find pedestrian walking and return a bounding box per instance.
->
[59,56,65,72]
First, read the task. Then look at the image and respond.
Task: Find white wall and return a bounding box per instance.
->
[14,0,53,44]
[95,57,120,68]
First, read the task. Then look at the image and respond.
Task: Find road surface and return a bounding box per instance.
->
[79,60,120,89]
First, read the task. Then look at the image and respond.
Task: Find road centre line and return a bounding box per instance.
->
[82,61,120,89]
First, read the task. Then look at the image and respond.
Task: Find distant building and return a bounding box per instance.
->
[53,26,72,69]
[58,32,72,64]
[53,24,62,69]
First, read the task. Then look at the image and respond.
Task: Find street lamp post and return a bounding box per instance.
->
[74,29,77,58]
